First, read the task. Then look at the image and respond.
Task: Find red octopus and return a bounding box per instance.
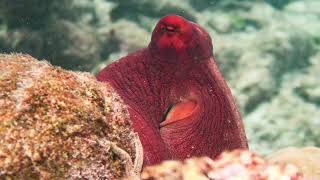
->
[97,14,248,166]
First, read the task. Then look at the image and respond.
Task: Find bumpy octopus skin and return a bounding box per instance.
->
[97,15,248,166]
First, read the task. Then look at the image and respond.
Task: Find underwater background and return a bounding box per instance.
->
[0,0,319,156]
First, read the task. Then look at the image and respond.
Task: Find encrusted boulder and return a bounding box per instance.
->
[0,54,142,179]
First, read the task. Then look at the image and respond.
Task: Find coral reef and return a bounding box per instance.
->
[0,0,106,71]
[0,54,142,179]
[138,150,302,180]
[0,0,71,29]
[200,0,320,154]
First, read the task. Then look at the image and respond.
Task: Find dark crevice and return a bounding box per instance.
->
[243,87,278,114]
[294,87,320,107]
[109,1,196,27]
[161,104,174,123]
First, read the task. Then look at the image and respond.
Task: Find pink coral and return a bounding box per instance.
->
[140,150,303,180]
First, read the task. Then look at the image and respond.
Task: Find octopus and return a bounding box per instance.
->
[97,14,248,166]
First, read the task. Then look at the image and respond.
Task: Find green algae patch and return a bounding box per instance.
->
[0,54,142,179]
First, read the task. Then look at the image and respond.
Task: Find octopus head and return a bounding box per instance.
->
[149,14,213,62]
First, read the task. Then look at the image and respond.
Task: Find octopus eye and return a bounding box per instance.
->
[161,24,178,33]
[165,25,176,32]
[160,99,197,127]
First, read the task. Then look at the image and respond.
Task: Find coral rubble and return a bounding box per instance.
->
[0,0,320,157]
[138,150,302,180]
[267,147,320,179]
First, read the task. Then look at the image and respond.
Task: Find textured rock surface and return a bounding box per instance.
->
[138,150,302,180]
[0,54,142,179]
[267,147,320,179]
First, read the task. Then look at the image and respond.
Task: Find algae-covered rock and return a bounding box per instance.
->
[0,54,142,179]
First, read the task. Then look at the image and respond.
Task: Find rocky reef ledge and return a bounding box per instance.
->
[0,54,142,179]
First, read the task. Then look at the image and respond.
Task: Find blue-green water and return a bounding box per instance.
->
[0,0,319,155]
